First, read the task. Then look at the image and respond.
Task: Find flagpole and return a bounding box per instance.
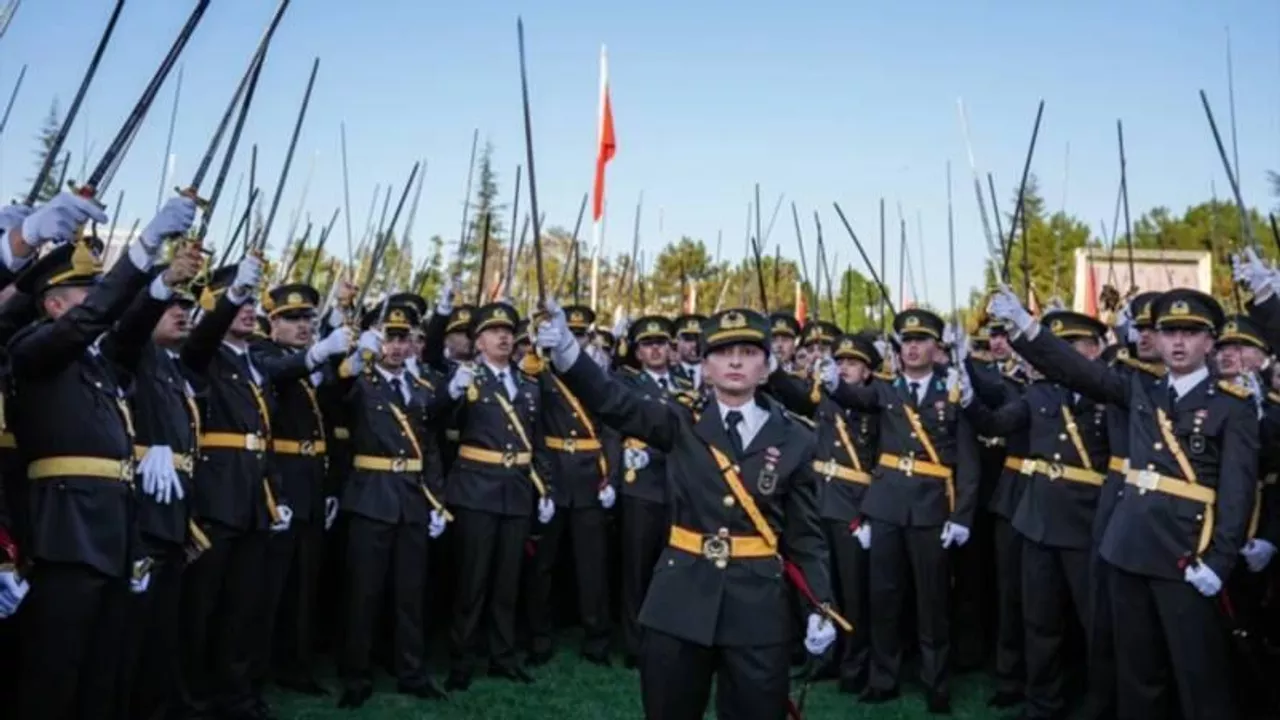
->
[590,43,612,311]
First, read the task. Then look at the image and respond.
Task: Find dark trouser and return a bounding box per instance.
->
[251,521,297,692]
[528,503,611,657]
[449,508,530,674]
[992,516,1026,696]
[867,519,949,695]
[1022,542,1089,719]
[118,544,187,720]
[267,518,322,686]
[1083,548,1116,717]
[621,496,667,660]
[951,511,989,669]
[640,628,790,720]
[1110,563,1235,720]
[19,561,130,720]
[824,519,869,686]
[181,527,267,716]
[341,514,428,690]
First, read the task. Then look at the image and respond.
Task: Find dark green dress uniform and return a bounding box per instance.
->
[445,302,550,688]
[827,308,980,706]
[964,311,1111,719]
[554,309,837,720]
[251,283,331,694]
[527,304,614,664]
[964,352,1028,703]
[611,316,690,666]
[7,239,159,719]
[424,303,476,474]
[1012,289,1255,720]
[179,265,301,718]
[769,333,881,693]
[337,302,449,706]
[671,314,706,389]
[114,273,204,720]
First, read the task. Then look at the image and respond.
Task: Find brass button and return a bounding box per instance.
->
[1154,442,1163,450]
[1053,453,1061,461]
[717,527,729,539]
[1058,434,1067,441]
[714,559,728,570]
[723,495,735,507]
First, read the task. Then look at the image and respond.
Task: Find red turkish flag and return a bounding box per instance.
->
[592,45,616,223]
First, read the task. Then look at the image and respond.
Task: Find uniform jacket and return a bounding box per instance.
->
[610,366,694,505]
[255,341,331,524]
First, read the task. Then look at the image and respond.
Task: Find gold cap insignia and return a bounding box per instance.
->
[683,320,700,333]
[905,316,920,328]
[646,321,661,334]
[569,310,585,324]
[389,309,407,324]
[287,291,305,306]
[457,309,471,323]
[494,308,510,322]
[1170,300,1190,316]
[839,339,853,352]
[70,240,102,276]
[721,311,747,329]
[1051,319,1064,334]
[1225,321,1238,335]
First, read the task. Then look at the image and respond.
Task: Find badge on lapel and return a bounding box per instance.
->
[1190,410,1207,454]
[467,384,479,403]
[934,399,947,422]
[758,447,781,495]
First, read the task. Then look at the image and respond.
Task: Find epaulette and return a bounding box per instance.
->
[620,365,639,375]
[1268,391,1280,405]
[787,368,808,379]
[1116,354,1165,377]
[408,373,434,391]
[873,371,895,382]
[785,410,816,429]
[1217,380,1252,400]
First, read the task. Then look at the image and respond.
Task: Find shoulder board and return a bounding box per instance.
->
[873,371,895,382]
[1117,355,1166,377]
[787,368,808,379]
[620,365,639,375]
[1217,380,1251,400]
[1268,391,1280,405]
[408,373,434,391]
[785,410,816,429]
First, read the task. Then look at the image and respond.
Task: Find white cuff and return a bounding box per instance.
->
[551,341,581,373]
[0,233,30,274]
[226,286,250,306]
[147,275,173,301]
[309,370,324,387]
[127,241,157,273]
[305,346,323,370]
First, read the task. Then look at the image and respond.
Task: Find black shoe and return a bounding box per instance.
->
[987,691,1023,709]
[398,677,448,700]
[488,663,535,684]
[927,690,952,714]
[582,651,611,668]
[526,648,554,667]
[444,671,472,692]
[838,675,867,695]
[277,676,328,696]
[336,686,372,710]
[859,687,900,704]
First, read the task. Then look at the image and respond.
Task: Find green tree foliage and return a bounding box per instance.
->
[31,99,62,202]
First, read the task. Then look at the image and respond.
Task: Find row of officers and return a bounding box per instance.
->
[0,190,1277,720]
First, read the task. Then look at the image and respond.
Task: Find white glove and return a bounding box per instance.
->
[623,447,650,471]
[357,329,382,358]
[612,314,629,341]
[586,344,611,370]
[853,522,871,549]
[436,277,457,316]
[448,363,475,400]
[537,497,556,525]
[226,254,263,305]
[324,496,339,531]
[130,559,152,594]
[20,191,108,248]
[139,196,198,251]
[428,509,448,539]
[1233,248,1275,300]
[1242,539,1277,573]
[138,445,184,505]
[308,325,352,367]
[0,567,28,618]
[803,613,837,655]
[986,285,1035,335]
[1183,561,1223,597]
[949,366,974,407]
[271,504,293,533]
[0,204,32,235]
[940,521,971,549]
[598,484,616,509]
[536,299,579,371]
[819,358,839,392]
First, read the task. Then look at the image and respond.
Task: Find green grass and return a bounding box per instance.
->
[268,652,1002,719]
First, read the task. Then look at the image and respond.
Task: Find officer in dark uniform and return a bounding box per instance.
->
[769,332,881,695]
[610,315,689,668]
[4,193,196,720]
[335,300,450,708]
[989,286,1256,720]
[961,310,1111,720]
[671,313,706,388]
[116,251,207,720]
[537,304,842,719]
[769,312,801,370]
[254,282,348,696]
[443,301,551,690]
[800,320,840,360]
[824,308,980,713]
[526,303,615,666]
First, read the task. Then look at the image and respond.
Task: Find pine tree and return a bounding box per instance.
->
[30,99,62,202]
[458,141,507,303]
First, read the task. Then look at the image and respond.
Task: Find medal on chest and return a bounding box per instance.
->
[758,446,780,495]
[1189,410,1208,454]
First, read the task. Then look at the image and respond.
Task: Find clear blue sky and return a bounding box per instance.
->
[0,0,1276,309]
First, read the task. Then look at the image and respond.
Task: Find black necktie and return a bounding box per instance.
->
[389,378,405,407]
[497,371,509,399]
[1168,383,1178,407]
[725,410,745,458]
[908,381,920,406]
[658,377,669,391]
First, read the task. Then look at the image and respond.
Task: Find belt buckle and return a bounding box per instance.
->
[821,459,837,479]
[563,438,576,453]
[245,434,261,451]
[502,451,516,468]
[391,457,408,473]
[896,455,915,476]
[1135,470,1160,491]
[300,440,315,456]
[701,536,730,568]
[1020,459,1036,475]
[176,455,193,473]
[121,462,136,483]
[1044,462,1064,481]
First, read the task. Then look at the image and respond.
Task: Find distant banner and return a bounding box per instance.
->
[1072,247,1211,317]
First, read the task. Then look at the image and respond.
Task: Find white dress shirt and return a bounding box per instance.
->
[681,362,702,388]
[644,368,672,391]
[901,372,934,405]
[1168,366,1210,401]
[484,360,517,399]
[718,398,768,450]
[376,365,412,404]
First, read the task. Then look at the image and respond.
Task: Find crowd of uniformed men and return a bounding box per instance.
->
[0,189,1278,720]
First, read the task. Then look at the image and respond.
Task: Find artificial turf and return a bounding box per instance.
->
[269,652,1000,719]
